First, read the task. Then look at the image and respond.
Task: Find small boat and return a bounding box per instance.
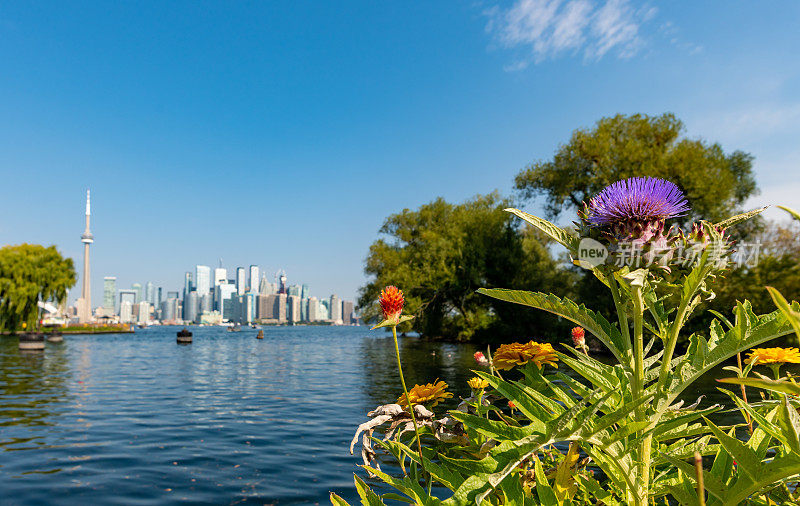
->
[256,329,264,339]
[227,325,241,332]
[177,328,193,344]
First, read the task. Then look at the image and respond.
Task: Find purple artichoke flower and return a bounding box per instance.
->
[584,177,689,242]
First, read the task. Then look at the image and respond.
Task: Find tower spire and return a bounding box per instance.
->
[78,189,94,323]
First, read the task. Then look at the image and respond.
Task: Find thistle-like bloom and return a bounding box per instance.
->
[571,327,585,347]
[493,341,558,370]
[745,347,800,365]
[584,177,689,242]
[467,377,489,391]
[474,351,489,366]
[398,380,453,408]
[379,286,404,322]
[586,177,689,227]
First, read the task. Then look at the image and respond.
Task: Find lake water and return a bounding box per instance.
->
[0,326,785,505]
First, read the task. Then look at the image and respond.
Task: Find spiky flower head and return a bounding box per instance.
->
[745,347,800,366]
[474,351,489,366]
[571,327,585,347]
[467,377,490,391]
[493,341,558,370]
[584,177,689,241]
[379,285,404,322]
[398,380,453,408]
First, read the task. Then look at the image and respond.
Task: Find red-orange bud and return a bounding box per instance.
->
[379,286,404,322]
[571,327,585,347]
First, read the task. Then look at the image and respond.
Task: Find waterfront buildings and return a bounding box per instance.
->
[236,267,246,296]
[330,294,342,323]
[103,276,116,314]
[145,281,156,305]
[249,265,259,292]
[214,266,226,287]
[132,283,142,304]
[77,190,94,323]
[195,265,211,295]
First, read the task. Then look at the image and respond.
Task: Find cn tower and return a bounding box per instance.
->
[79,189,94,323]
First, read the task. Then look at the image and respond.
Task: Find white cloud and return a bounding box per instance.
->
[486,0,656,66]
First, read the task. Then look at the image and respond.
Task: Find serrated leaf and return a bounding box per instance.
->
[717,376,800,396]
[354,475,387,506]
[476,289,628,365]
[504,208,579,251]
[713,207,767,230]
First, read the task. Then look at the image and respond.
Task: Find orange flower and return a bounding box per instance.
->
[745,347,800,365]
[508,400,516,409]
[379,286,404,322]
[493,341,558,370]
[398,380,453,408]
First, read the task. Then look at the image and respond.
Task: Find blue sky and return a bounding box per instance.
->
[1,1,798,304]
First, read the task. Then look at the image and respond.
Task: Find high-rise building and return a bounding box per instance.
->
[161,297,179,323]
[319,299,330,320]
[103,276,116,314]
[183,272,193,299]
[215,283,237,320]
[145,281,156,305]
[342,300,354,325]
[119,289,136,308]
[167,291,179,299]
[307,296,319,321]
[77,190,94,323]
[195,265,211,295]
[249,265,259,292]
[157,287,162,307]
[184,291,199,323]
[301,284,309,300]
[287,284,301,297]
[120,301,133,323]
[214,267,227,287]
[287,295,301,323]
[278,271,287,294]
[137,301,150,324]
[200,293,212,314]
[236,267,246,296]
[132,283,143,303]
[330,294,342,323]
[258,275,273,295]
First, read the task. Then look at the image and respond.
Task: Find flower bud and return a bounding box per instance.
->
[473,351,489,366]
[571,327,585,347]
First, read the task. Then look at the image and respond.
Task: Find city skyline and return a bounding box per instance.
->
[2,2,799,308]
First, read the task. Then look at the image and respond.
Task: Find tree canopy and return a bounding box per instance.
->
[359,193,574,342]
[514,113,758,225]
[0,244,76,332]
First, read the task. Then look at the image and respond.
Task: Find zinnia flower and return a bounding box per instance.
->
[585,177,689,241]
[474,351,489,366]
[745,347,800,365]
[398,380,453,408]
[571,327,585,347]
[493,341,558,370]
[467,377,489,391]
[379,286,404,322]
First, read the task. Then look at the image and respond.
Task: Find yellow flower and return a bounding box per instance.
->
[467,377,490,390]
[746,347,800,365]
[493,341,559,370]
[398,380,453,407]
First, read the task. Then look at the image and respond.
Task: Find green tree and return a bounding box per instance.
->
[514,112,758,225]
[359,192,574,342]
[0,244,76,332]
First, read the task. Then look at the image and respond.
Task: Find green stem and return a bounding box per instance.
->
[655,299,691,395]
[392,325,426,476]
[609,274,633,367]
[632,285,651,505]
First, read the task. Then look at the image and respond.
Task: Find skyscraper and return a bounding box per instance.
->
[132,283,142,304]
[195,265,211,295]
[236,267,246,296]
[103,276,116,314]
[342,300,354,325]
[330,294,342,323]
[183,271,193,299]
[145,281,156,305]
[278,270,287,294]
[307,296,319,321]
[214,266,227,287]
[249,265,259,292]
[78,190,94,323]
[258,275,273,295]
[119,289,136,308]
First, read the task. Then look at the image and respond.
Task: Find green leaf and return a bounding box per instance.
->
[330,492,352,506]
[717,376,800,396]
[370,314,415,329]
[476,289,629,365]
[777,205,800,222]
[533,454,558,506]
[354,475,387,506]
[713,207,767,230]
[504,208,579,251]
[766,286,800,339]
[703,418,761,480]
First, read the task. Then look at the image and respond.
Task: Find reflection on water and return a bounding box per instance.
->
[0,327,795,505]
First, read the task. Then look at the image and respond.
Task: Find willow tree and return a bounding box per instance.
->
[0,244,76,332]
